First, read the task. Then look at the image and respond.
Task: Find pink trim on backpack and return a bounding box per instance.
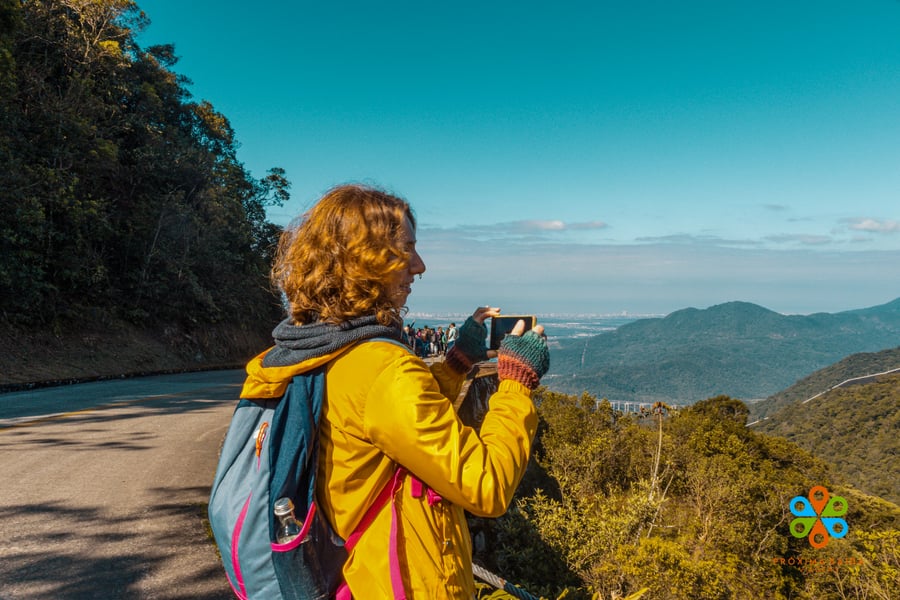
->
[387,469,407,600]
[270,502,318,552]
[409,476,443,506]
[230,493,252,600]
[335,468,408,600]
[335,579,352,600]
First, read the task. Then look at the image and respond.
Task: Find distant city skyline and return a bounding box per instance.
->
[137,1,900,315]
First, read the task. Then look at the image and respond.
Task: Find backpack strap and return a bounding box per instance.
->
[334,336,413,599]
[335,467,408,600]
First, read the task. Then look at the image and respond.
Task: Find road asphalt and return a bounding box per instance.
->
[0,371,247,599]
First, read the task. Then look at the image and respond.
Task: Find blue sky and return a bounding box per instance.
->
[136,1,900,316]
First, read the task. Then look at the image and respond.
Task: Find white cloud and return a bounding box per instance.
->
[569,220,608,231]
[845,218,900,233]
[424,219,608,241]
[519,220,566,231]
[509,220,608,232]
[764,234,833,246]
[634,233,760,247]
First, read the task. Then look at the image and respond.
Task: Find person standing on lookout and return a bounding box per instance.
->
[240,183,550,598]
[446,321,458,351]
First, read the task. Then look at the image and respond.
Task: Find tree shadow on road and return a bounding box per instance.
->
[0,375,244,425]
[0,392,238,450]
[0,488,233,600]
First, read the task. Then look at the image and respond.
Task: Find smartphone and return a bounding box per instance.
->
[489,315,536,350]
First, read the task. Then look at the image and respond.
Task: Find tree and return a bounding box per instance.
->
[1,0,286,329]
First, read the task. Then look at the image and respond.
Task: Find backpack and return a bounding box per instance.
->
[208,355,404,600]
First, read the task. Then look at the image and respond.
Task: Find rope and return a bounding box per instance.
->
[472,563,504,589]
[472,563,542,600]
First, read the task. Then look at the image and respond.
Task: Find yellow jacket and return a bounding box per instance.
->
[241,338,538,599]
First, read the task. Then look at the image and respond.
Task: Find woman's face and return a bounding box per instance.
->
[387,216,426,309]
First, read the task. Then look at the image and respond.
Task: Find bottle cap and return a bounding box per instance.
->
[273,497,294,516]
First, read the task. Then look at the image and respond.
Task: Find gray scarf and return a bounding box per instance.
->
[262,315,401,367]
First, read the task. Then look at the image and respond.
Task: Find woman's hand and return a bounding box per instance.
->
[487,316,544,359]
[498,321,550,390]
[444,305,499,373]
[508,319,545,338]
[470,305,501,324]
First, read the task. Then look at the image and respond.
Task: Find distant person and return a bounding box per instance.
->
[436,326,446,355]
[415,327,428,359]
[401,324,413,348]
[426,326,437,356]
[241,184,550,598]
[446,321,458,351]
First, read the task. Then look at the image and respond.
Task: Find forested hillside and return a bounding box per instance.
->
[474,391,900,600]
[546,299,900,405]
[749,346,900,421]
[0,0,287,382]
[750,347,900,505]
[753,371,900,505]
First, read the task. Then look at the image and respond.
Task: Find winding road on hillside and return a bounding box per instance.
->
[0,371,245,600]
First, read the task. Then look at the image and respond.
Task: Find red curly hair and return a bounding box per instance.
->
[271,184,416,326]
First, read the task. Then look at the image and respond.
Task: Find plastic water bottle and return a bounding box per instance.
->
[274,497,302,544]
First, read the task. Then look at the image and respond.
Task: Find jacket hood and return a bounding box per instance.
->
[263,315,399,367]
[241,315,402,399]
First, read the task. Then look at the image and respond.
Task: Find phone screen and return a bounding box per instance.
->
[489,316,535,350]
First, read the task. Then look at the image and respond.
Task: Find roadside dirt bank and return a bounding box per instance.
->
[0,316,271,392]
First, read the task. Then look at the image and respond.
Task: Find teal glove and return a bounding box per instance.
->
[498,330,550,390]
[444,316,488,373]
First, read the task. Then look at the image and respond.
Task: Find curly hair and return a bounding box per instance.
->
[271,184,416,326]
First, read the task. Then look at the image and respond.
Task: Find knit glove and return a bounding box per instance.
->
[498,330,550,390]
[444,316,488,373]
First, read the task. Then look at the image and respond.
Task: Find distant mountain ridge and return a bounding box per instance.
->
[545,297,900,404]
[749,346,900,421]
[752,365,900,505]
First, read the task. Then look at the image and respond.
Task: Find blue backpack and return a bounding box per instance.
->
[208,342,407,600]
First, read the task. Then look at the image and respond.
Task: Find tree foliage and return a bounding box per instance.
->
[0,0,287,328]
[474,391,900,600]
[756,372,900,505]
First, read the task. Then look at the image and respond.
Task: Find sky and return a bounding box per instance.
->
[135,0,900,317]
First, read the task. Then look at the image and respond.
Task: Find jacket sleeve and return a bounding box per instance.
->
[362,355,537,517]
[427,359,467,401]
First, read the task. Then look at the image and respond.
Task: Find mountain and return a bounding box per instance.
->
[544,297,900,404]
[752,368,900,505]
[749,346,900,421]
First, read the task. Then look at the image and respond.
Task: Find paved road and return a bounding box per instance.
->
[0,371,246,600]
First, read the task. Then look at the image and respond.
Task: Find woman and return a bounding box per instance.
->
[240,184,549,598]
